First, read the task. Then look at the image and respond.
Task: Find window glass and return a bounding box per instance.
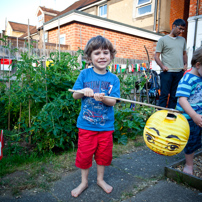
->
[138,4,151,15]
[38,15,43,21]
[60,36,65,45]
[99,4,107,18]
[38,21,43,27]
[44,33,48,42]
[137,0,150,5]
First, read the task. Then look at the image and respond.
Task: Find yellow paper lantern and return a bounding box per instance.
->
[143,110,190,156]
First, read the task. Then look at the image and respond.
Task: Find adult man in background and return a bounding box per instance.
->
[154,19,187,109]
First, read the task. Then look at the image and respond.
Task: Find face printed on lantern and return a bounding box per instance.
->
[143,110,190,156]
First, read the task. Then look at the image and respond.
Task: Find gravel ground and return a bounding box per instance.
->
[175,154,202,178]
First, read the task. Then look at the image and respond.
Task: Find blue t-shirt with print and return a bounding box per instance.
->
[176,73,202,120]
[73,68,120,131]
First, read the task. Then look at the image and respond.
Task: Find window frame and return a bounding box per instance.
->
[37,14,44,28]
[134,0,153,18]
[137,0,152,6]
[44,32,48,43]
[59,34,65,45]
[98,4,107,18]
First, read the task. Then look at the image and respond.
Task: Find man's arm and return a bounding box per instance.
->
[183,51,188,71]
[154,52,168,72]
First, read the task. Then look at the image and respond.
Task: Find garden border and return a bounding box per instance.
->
[164,150,202,191]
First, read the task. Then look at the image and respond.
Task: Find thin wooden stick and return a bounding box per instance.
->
[168,68,184,70]
[68,89,181,113]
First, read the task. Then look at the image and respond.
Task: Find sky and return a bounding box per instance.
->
[0,0,79,33]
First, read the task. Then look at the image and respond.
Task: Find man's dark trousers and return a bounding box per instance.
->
[159,71,184,109]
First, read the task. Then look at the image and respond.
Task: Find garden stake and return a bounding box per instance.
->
[28,20,31,144]
[144,45,150,104]
[68,89,181,113]
[8,41,11,131]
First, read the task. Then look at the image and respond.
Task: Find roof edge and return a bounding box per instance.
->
[44,9,163,38]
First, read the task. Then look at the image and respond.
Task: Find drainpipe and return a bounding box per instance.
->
[157,0,161,33]
[193,0,199,52]
[153,0,158,32]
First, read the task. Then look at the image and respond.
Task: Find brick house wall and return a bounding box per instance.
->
[169,0,190,38]
[48,22,157,61]
[169,0,185,28]
[189,0,202,16]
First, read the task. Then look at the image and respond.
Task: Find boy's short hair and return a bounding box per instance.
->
[84,35,116,60]
[173,19,186,27]
[191,46,202,67]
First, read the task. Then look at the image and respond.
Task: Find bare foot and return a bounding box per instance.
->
[183,164,193,175]
[97,180,113,194]
[71,182,88,197]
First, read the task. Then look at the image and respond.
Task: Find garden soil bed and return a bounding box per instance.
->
[164,150,202,191]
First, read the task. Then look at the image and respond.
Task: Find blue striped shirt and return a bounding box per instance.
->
[176,73,202,120]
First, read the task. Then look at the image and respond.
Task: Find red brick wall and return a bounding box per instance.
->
[169,0,189,38]
[48,22,157,61]
[169,0,185,29]
[189,0,202,16]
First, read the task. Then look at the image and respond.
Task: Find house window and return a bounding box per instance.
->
[60,34,65,45]
[44,32,48,42]
[136,0,152,17]
[99,4,107,18]
[38,14,44,27]
[38,15,42,21]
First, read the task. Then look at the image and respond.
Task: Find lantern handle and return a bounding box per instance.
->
[68,89,182,113]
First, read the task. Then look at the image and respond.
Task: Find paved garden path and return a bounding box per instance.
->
[1,148,202,202]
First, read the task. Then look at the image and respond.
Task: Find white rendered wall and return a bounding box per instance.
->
[187,15,202,68]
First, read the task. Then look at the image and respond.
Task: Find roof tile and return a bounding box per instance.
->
[20,26,38,38]
[39,6,60,15]
[9,21,35,33]
[57,0,99,17]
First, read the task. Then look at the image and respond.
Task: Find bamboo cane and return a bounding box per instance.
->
[144,45,150,104]
[28,19,31,144]
[43,23,48,103]
[8,40,11,131]
[167,68,184,70]
[68,89,181,113]
[19,75,23,132]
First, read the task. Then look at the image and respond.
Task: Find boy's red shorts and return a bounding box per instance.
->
[75,128,114,169]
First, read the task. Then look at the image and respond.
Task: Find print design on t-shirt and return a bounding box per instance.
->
[189,84,202,104]
[82,81,113,126]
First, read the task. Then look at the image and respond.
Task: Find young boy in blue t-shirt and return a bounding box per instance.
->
[71,35,120,197]
[176,46,202,175]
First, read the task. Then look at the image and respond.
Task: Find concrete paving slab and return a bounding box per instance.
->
[1,148,201,202]
[0,192,58,202]
[51,162,142,202]
[123,180,202,202]
[112,148,184,179]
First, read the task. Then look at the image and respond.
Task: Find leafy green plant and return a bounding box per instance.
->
[31,93,80,152]
[113,107,146,144]
[0,39,82,152]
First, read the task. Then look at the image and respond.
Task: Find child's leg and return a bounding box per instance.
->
[97,164,113,193]
[72,129,97,197]
[183,153,194,175]
[71,168,89,197]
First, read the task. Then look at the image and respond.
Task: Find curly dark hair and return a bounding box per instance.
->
[84,35,116,61]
